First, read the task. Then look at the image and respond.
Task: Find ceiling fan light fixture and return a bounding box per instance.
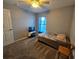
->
[31,0,40,8]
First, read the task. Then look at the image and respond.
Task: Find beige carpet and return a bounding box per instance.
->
[3,38,68,59]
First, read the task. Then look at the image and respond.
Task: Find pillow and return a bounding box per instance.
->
[55,34,66,41]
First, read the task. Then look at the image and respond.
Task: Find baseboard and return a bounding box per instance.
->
[3,37,28,47]
[15,37,28,42]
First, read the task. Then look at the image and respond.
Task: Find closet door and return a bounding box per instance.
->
[3,9,14,46]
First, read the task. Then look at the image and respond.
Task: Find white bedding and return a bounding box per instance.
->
[38,33,66,42]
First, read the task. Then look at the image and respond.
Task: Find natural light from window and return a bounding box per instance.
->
[38,16,46,33]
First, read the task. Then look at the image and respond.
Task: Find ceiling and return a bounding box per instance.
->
[3,0,75,13]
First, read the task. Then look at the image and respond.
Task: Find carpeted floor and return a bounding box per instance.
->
[3,37,68,59]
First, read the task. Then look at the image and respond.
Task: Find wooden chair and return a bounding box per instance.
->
[55,45,74,59]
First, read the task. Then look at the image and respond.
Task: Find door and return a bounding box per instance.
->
[3,9,14,46]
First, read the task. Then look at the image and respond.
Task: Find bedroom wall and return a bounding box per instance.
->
[70,9,75,45]
[39,6,74,36]
[47,6,74,36]
[3,3,35,40]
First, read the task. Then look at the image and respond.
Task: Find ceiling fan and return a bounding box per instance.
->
[18,0,50,8]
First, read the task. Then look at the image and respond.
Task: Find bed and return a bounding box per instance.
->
[37,33,71,50]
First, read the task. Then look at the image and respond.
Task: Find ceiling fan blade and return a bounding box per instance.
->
[19,0,32,5]
[17,1,31,8]
[39,4,49,9]
[42,1,49,4]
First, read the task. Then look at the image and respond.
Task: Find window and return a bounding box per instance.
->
[38,17,47,33]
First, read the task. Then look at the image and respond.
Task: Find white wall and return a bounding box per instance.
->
[41,6,74,36]
[70,9,75,45]
[4,3,35,40]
